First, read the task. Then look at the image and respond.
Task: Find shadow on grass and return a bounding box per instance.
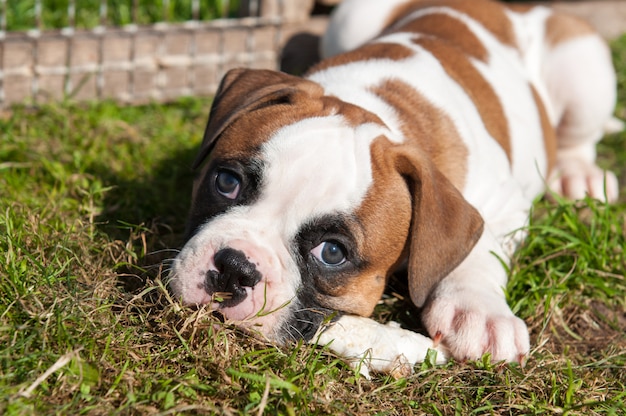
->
[95,143,199,293]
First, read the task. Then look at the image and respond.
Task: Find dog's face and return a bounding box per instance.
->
[168,69,483,342]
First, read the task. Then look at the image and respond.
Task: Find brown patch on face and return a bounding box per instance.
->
[545,13,596,47]
[294,131,418,317]
[317,270,394,317]
[209,96,322,160]
[370,78,469,189]
[391,12,488,61]
[530,84,557,175]
[193,69,325,168]
[306,42,415,75]
[386,0,517,49]
[413,37,512,164]
[317,136,414,317]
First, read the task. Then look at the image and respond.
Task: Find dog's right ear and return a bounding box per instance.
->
[192,68,324,169]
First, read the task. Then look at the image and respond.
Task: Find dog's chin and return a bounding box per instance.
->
[214,297,291,339]
[217,298,262,322]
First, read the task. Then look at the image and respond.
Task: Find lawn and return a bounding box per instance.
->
[1,37,626,416]
[4,0,240,31]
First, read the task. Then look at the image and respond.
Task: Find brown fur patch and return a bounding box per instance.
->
[387,0,517,49]
[307,42,415,74]
[545,13,596,47]
[505,3,534,14]
[530,85,557,175]
[338,137,415,316]
[390,12,488,62]
[369,78,469,189]
[412,37,512,164]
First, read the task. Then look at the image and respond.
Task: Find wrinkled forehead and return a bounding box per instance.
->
[206,91,387,161]
[253,115,388,236]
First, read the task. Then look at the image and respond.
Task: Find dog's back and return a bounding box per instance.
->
[314,0,617,219]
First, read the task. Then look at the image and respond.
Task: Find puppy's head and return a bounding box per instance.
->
[168,68,483,342]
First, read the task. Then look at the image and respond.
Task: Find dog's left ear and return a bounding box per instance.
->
[393,145,484,307]
[192,68,324,169]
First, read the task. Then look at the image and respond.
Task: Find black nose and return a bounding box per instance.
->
[205,248,262,307]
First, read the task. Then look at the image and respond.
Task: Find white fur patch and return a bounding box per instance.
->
[258,116,385,237]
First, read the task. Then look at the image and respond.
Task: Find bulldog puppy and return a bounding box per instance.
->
[168,0,620,377]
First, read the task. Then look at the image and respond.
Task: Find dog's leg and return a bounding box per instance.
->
[420,227,530,363]
[320,0,411,58]
[314,315,448,379]
[543,18,620,201]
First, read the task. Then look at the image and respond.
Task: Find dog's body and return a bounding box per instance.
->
[168,0,619,376]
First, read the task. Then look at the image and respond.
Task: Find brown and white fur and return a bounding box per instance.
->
[167,0,620,377]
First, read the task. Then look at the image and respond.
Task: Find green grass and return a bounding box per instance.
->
[4,0,241,31]
[1,39,626,416]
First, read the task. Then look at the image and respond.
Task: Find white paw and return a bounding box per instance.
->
[421,284,529,364]
[549,160,619,203]
[314,315,448,379]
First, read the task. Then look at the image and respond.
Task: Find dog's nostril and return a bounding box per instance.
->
[206,269,220,289]
[214,248,262,287]
[206,248,262,306]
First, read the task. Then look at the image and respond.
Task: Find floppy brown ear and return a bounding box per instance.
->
[393,146,484,307]
[192,68,324,169]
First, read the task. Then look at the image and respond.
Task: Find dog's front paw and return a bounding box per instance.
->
[421,284,529,364]
[549,159,619,203]
[315,315,448,379]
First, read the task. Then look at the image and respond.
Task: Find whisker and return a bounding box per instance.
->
[140,263,168,271]
[292,307,328,317]
[295,317,315,327]
[146,248,181,256]
[287,324,305,341]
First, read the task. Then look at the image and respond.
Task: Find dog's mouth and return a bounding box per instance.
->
[208,288,254,309]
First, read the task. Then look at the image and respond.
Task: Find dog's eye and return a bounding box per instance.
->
[311,241,347,266]
[215,170,241,199]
